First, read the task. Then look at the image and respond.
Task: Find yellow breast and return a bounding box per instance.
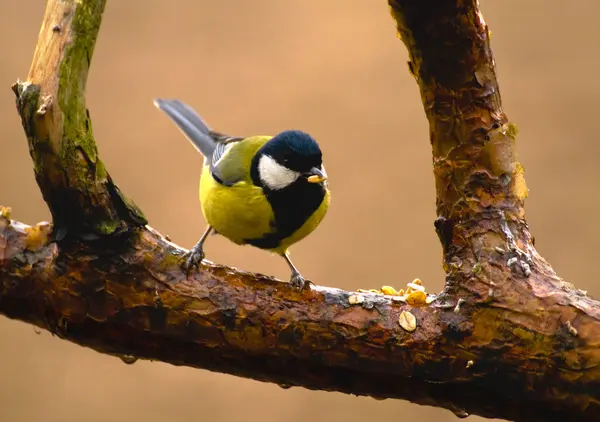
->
[199,164,275,245]
[199,166,330,255]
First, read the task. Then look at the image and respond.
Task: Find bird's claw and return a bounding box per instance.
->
[180,246,205,277]
[290,272,312,290]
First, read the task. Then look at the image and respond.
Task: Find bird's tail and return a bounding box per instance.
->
[153,98,217,159]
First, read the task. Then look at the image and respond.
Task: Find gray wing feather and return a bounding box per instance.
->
[154,98,247,186]
[209,140,247,186]
[211,141,230,167]
[154,98,217,161]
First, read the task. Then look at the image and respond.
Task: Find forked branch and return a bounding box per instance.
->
[1,1,599,421]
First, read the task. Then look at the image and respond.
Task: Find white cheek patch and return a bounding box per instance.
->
[258,155,300,190]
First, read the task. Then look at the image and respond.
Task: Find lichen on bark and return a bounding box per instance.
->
[2,1,600,421]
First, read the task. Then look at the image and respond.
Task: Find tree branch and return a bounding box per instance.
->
[2,0,599,421]
[12,0,146,237]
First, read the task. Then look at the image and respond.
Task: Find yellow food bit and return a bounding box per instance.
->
[0,206,12,219]
[348,294,365,305]
[24,222,52,252]
[398,310,417,332]
[380,285,399,296]
[407,282,425,292]
[356,288,382,294]
[406,290,427,306]
[357,279,436,306]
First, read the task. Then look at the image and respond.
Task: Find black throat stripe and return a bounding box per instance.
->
[244,180,325,250]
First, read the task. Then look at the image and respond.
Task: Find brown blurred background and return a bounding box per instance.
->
[1,1,599,421]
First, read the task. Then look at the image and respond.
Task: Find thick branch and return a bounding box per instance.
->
[1,213,599,422]
[1,213,600,421]
[387,0,600,419]
[2,0,600,421]
[390,0,525,222]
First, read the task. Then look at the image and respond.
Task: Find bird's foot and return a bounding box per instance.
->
[180,245,205,277]
[290,271,313,290]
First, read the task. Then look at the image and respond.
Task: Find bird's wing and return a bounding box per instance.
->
[153,98,268,186]
[209,136,245,186]
[209,131,244,166]
[210,136,271,187]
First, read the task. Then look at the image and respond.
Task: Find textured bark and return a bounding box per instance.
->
[1,0,599,421]
[12,0,146,237]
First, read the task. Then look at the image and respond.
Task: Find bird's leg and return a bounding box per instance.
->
[182,226,213,276]
[283,251,311,290]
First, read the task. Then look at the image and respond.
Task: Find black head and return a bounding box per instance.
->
[251,130,327,191]
[261,130,322,172]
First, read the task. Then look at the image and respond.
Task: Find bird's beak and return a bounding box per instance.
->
[305,167,327,184]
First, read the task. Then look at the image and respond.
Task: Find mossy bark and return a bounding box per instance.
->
[12,0,146,237]
[2,0,600,421]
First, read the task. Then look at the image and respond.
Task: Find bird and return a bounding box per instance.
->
[154,98,330,289]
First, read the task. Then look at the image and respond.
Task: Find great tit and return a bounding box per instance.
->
[154,99,330,289]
